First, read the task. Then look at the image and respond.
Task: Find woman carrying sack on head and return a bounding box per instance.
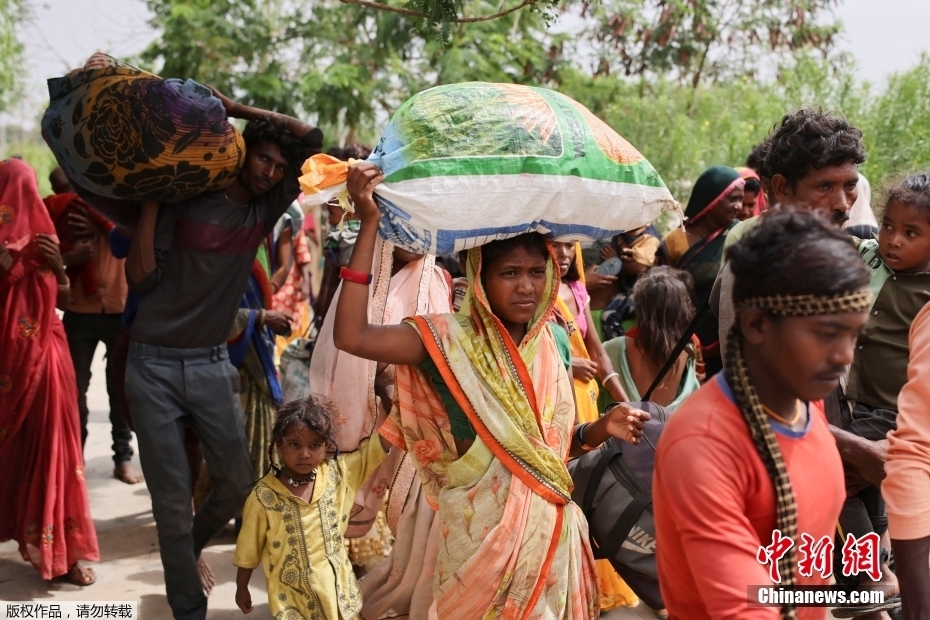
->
[653,208,872,619]
[333,163,651,618]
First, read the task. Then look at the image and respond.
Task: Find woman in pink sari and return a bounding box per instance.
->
[0,158,99,585]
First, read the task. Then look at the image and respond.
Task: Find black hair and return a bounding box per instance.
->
[743,176,761,195]
[883,172,930,222]
[269,397,339,472]
[746,139,770,173]
[479,233,549,275]
[724,207,868,616]
[556,242,582,282]
[761,109,865,188]
[242,118,322,167]
[632,268,695,369]
[326,143,373,162]
[727,207,869,308]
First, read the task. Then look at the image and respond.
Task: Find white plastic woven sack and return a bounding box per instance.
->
[362,82,677,254]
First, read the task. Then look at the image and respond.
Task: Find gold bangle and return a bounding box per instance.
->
[57,281,70,291]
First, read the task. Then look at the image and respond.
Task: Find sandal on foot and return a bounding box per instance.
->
[66,563,96,586]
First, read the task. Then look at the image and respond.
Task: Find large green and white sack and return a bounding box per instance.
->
[365,82,676,255]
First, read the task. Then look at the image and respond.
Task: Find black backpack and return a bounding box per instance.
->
[568,299,710,580]
[568,402,668,577]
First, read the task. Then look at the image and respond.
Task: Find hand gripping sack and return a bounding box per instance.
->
[359,82,677,254]
[41,53,245,226]
[568,402,669,578]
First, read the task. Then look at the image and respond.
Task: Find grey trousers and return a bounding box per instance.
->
[126,342,254,620]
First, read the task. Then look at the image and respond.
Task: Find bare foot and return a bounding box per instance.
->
[66,562,96,586]
[114,462,144,484]
[197,555,216,595]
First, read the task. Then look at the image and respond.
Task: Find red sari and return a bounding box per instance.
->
[0,158,99,579]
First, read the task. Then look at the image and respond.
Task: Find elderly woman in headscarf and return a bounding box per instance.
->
[660,165,744,376]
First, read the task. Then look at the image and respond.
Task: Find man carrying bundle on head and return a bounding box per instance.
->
[124,92,322,620]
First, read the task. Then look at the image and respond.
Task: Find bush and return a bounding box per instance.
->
[560,53,930,209]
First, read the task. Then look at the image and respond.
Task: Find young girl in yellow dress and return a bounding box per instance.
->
[234,397,389,619]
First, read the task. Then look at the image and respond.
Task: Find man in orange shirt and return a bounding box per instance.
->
[46,168,142,484]
[655,209,871,619]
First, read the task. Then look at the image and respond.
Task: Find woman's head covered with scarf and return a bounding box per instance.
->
[459,233,560,350]
[684,165,745,228]
[0,159,57,288]
[736,166,768,218]
[724,207,870,618]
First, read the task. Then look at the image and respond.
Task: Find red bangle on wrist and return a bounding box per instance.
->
[339,266,373,285]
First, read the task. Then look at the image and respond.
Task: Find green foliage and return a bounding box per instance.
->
[0,0,27,113]
[0,139,59,196]
[857,53,930,187]
[561,52,929,202]
[143,0,557,145]
[142,0,305,115]
[407,0,463,41]
[138,0,930,208]
[576,0,841,89]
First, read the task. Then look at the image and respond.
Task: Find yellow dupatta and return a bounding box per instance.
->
[381,242,598,620]
[555,243,601,424]
[554,244,639,611]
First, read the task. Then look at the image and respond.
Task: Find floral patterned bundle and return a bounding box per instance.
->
[41,53,245,224]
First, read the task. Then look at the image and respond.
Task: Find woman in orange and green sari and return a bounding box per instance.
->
[333,164,650,618]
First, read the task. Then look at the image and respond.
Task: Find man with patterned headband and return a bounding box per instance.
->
[710,110,901,616]
[654,209,872,620]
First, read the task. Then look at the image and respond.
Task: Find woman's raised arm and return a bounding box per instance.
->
[332,164,428,366]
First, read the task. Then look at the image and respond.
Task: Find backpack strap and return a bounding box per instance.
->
[582,438,621,516]
[597,490,653,560]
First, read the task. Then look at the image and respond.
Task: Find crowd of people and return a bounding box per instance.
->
[1,94,930,620]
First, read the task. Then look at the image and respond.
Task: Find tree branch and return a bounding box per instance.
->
[337,0,540,24]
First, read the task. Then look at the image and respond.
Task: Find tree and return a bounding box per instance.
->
[141,0,305,115]
[575,0,841,89]
[142,0,561,144]
[0,0,28,113]
[337,0,559,43]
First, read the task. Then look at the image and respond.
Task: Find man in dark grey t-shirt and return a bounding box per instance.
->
[124,91,322,620]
